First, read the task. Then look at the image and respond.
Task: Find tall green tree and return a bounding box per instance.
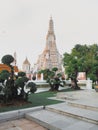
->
[63,44,98,83]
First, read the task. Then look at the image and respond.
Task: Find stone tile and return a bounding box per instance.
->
[0,121,14,130]
[11,119,33,126]
[33,126,47,130]
[0,118,48,130]
[6,127,22,130]
[61,120,96,130]
[89,124,98,130]
[20,123,39,130]
[51,120,71,129]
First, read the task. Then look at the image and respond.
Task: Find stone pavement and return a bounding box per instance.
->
[25,89,98,130]
[0,118,48,130]
[0,89,98,130]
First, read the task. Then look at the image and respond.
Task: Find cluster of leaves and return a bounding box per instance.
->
[39,67,65,91]
[0,55,37,104]
[63,44,98,83]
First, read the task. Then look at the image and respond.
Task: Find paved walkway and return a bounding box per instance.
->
[25,89,98,130]
[0,89,98,130]
[0,118,48,130]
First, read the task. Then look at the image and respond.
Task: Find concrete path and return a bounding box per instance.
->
[0,118,48,130]
[26,89,98,130]
[0,89,98,130]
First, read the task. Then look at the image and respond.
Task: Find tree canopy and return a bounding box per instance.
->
[1,54,14,65]
[63,44,98,83]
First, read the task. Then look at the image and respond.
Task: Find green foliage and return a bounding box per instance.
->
[39,67,65,91]
[52,67,58,72]
[63,44,98,82]
[1,55,14,65]
[22,76,29,83]
[0,85,2,92]
[26,82,37,93]
[15,75,29,100]
[18,72,26,77]
[15,77,25,87]
[0,55,15,103]
[0,55,36,104]
[0,70,10,81]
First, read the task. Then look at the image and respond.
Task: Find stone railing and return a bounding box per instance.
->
[65,79,92,89]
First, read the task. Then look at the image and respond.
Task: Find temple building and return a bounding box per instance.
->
[0,64,18,73]
[22,57,32,79]
[35,17,62,73]
[22,57,31,74]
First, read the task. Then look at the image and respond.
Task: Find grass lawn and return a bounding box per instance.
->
[0,88,73,113]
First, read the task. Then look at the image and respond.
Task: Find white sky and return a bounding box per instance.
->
[0,0,98,69]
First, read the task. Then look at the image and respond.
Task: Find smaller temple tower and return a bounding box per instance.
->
[11,52,17,66]
[13,52,17,66]
[22,57,31,74]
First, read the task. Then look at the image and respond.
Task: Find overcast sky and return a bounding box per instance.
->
[0,0,98,69]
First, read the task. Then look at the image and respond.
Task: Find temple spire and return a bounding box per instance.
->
[46,17,56,40]
[13,51,17,66]
[48,16,54,34]
[35,17,62,73]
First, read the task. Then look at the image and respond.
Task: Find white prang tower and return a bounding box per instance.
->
[36,17,62,72]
